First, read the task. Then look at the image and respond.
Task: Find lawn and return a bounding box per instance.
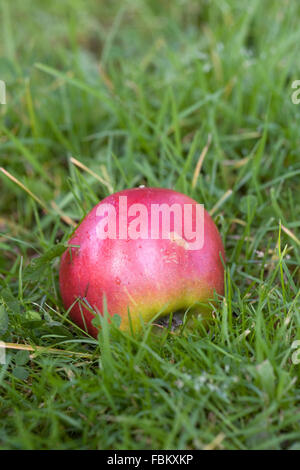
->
[0,0,300,450]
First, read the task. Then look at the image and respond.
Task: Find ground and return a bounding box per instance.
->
[0,0,300,450]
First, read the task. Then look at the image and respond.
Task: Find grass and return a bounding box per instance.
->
[0,0,300,450]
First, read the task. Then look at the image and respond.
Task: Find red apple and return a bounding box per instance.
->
[59,187,225,337]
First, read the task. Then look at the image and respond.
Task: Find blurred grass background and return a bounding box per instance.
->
[0,0,299,450]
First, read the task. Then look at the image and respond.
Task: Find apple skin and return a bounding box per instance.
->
[59,188,225,337]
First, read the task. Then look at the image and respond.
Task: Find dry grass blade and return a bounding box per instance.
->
[203,432,225,450]
[70,157,114,193]
[281,224,300,247]
[0,342,92,358]
[192,134,212,189]
[0,167,48,211]
[209,189,233,216]
[51,201,77,227]
[223,156,251,167]
[1,167,79,228]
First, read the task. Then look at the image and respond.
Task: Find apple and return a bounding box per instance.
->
[59,187,225,337]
